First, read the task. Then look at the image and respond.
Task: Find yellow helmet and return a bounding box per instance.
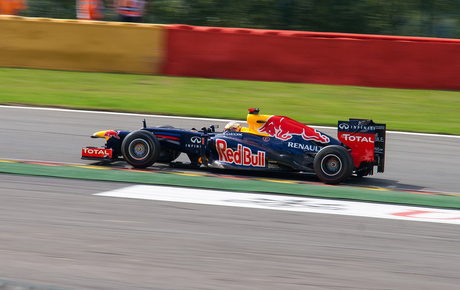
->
[224,121,242,132]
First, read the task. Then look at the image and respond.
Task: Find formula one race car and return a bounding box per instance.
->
[82,108,386,184]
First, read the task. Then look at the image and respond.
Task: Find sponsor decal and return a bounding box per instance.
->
[103,130,120,139]
[375,136,385,142]
[258,116,330,143]
[224,132,243,137]
[190,136,201,143]
[339,122,375,132]
[82,148,113,158]
[340,133,374,143]
[185,136,203,148]
[287,142,321,152]
[216,139,265,167]
[263,137,270,142]
[338,123,349,130]
[375,147,384,153]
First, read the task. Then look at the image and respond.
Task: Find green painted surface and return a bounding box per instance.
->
[1,161,459,209]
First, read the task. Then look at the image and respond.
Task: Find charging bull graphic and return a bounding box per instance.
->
[258,116,330,143]
[103,130,120,139]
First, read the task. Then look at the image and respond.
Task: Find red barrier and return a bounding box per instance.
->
[163,25,460,90]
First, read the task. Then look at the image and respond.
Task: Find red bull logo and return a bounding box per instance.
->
[104,130,120,139]
[216,139,266,167]
[258,116,330,143]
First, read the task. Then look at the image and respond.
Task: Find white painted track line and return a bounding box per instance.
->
[95,185,460,225]
[1,105,458,139]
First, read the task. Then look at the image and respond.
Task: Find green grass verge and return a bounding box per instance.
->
[1,68,459,135]
[1,161,459,209]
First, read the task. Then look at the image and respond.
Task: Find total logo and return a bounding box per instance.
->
[341,133,374,143]
[82,148,113,158]
[216,139,266,167]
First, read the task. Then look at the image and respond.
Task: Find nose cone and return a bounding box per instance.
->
[91,130,111,139]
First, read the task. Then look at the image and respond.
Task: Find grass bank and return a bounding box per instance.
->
[1,68,459,135]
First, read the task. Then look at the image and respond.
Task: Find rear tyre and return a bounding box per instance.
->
[121,130,160,168]
[314,145,354,185]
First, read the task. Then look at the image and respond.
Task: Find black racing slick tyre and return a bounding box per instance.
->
[121,130,160,168]
[313,145,354,185]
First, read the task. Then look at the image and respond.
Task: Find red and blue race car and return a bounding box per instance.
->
[82,108,386,184]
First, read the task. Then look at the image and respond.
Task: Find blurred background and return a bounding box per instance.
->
[22,0,460,39]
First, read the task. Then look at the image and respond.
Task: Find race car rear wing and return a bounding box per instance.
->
[338,119,386,173]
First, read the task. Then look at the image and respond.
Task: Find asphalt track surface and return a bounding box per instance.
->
[0,105,458,193]
[1,106,460,289]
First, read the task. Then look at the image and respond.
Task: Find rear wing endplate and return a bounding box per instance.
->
[338,119,386,173]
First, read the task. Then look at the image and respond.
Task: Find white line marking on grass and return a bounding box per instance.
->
[1,105,459,139]
[95,185,460,225]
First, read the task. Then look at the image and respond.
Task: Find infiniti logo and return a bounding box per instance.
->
[191,136,201,143]
[339,123,349,130]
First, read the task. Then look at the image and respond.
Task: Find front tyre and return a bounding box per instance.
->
[314,145,354,185]
[121,130,160,168]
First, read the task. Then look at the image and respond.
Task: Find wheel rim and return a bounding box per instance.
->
[320,154,342,177]
[128,138,150,160]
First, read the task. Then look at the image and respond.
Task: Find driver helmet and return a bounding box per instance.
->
[224,121,242,132]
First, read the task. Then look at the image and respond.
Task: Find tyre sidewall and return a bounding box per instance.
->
[314,145,354,184]
[121,130,160,168]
